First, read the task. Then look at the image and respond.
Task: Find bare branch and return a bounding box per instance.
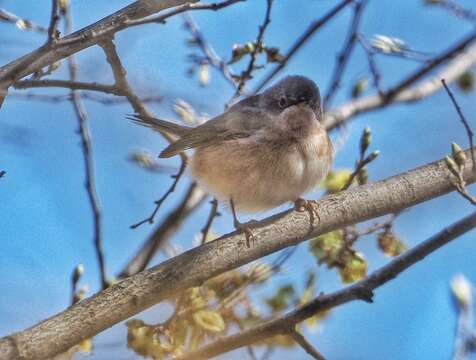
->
[357,34,384,96]
[0,0,199,107]
[323,0,367,108]
[201,197,220,244]
[5,90,162,105]
[324,32,476,130]
[63,4,107,289]
[233,0,274,97]
[125,0,246,27]
[183,13,238,88]
[14,79,119,95]
[428,0,476,24]
[0,8,47,33]
[119,184,207,278]
[46,0,60,43]
[290,329,327,360]
[182,211,476,359]
[253,0,354,93]
[385,30,476,102]
[130,157,187,229]
[1,148,476,360]
[442,79,476,173]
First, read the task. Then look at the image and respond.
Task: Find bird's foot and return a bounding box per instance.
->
[233,219,257,248]
[294,198,320,227]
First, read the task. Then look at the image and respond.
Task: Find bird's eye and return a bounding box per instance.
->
[278,96,287,108]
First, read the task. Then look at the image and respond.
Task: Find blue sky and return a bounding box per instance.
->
[1,0,476,359]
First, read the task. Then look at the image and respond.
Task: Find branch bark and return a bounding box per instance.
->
[1,148,475,360]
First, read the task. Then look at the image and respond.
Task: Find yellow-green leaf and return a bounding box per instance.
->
[377,231,407,257]
[321,170,353,193]
[457,71,474,93]
[193,310,225,332]
[339,252,368,284]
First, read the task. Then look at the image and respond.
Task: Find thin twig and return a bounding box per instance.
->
[180,211,476,359]
[119,184,207,278]
[357,34,384,96]
[201,198,220,244]
[183,13,238,88]
[323,0,367,108]
[98,37,194,233]
[5,91,162,105]
[233,0,273,98]
[64,5,107,289]
[429,0,476,24]
[0,8,47,33]
[14,79,119,95]
[253,0,354,93]
[46,0,60,43]
[290,328,327,360]
[442,79,476,173]
[70,264,83,305]
[341,150,379,191]
[130,158,187,229]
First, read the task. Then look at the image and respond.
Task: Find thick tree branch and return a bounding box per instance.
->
[182,211,476,359]
[1,148,476,360]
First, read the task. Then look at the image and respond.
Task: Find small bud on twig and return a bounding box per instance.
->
[451,142,467,168]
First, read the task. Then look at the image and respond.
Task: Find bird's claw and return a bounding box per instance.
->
[233,220,257,248]
[294,198,320,227]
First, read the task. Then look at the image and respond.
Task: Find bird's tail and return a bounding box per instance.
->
[127,114,191,138]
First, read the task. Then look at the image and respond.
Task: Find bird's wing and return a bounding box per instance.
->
[159,106,270,158]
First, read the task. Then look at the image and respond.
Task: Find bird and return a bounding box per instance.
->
[130,75,333,245]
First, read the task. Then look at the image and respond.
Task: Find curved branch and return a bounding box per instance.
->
[1,148,476,360]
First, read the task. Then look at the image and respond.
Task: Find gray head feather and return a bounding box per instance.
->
[260,75,321,115]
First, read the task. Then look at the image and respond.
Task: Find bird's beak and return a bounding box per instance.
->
[297,98,310,107]
[290,96,309,106]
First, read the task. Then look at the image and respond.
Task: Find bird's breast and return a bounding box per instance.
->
[190,127,332,212]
